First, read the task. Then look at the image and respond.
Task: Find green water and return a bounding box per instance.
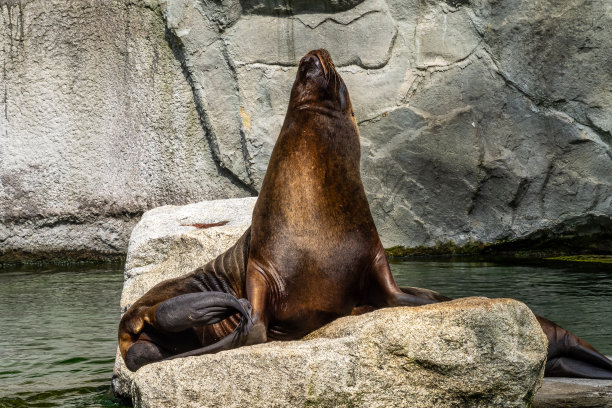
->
[0,265,128,408]
[0,260,610,407]
[391,259,612,354]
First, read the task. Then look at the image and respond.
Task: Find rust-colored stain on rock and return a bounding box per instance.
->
[186,221,230,229]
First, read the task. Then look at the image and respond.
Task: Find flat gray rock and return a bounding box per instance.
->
[534,377,612,408]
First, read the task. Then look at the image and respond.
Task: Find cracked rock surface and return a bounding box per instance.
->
[1,0,610,259]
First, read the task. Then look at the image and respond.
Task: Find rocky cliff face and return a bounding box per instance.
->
[1,0,610,260]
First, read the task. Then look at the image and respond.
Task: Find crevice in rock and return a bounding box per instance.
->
[509,178,530,210]
[2,55,7,123]
[466,166,485,217]
[416,41,484,73]
[194,0,243,34]
[445,0,470,8]
[236,53,393,70]
[467,119,487,216]
[493,65,611,145]
[163,27,258,196]
[239,0,366,16]
[220,39,256,187]
[232,13,397,71]
[294,9,380,30]
[123,3,132,110]
[538,159,555,217]
[2,209,146,225]
[234,60,296,69]
[0,248,127,264]
[587,183,601,213]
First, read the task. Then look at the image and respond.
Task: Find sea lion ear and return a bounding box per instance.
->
[339,81,347,111]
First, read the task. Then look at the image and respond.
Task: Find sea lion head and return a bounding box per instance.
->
[289,49,353,117]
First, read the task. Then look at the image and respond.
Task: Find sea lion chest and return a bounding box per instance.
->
[249,112,377,338]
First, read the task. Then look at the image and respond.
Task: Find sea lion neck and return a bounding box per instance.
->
[251,49,370,241]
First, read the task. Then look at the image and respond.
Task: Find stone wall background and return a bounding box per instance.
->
[1,0,610,261]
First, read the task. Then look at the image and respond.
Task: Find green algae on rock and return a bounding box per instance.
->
[544,255,612,264]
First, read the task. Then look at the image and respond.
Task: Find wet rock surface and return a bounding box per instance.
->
[2,0,610,259]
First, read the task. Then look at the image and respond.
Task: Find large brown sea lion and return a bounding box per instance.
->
[119,49,612,379]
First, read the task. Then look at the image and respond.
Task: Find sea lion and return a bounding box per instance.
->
[118,49,612,379]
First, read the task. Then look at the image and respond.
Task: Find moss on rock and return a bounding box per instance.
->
[544,255,612,264]
[385,241,485,258]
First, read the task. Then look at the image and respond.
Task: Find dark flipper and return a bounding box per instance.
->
[124,292,253,371]
[398,286,452,303]
[154,292,252,333]
[364,248,439,307]
[120,229,254,372]
[125,339,172,371]
[538,315,612,379]
[546,355,612,380]
[164,314,266,360]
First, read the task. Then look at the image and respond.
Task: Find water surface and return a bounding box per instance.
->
[0,265,127,407]
[391,259,612,354]
[0,259,610,407]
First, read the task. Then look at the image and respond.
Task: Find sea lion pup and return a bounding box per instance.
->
[119,49,612,379]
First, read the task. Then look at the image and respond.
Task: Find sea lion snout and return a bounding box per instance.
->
[299,52,326,79]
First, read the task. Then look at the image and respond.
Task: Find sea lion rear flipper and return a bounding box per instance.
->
[538,315,612,379]
[154,291,252,333]
[546,354,612,379]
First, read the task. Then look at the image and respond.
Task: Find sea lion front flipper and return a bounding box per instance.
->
[125,338,172,371]
[164,264,271,360]
[398,286,452,303]
[123,292,253,371]
[364,246,437,307]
